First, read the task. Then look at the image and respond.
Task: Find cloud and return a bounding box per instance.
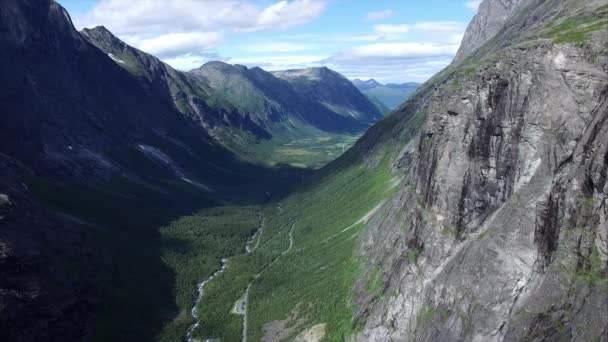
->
[163,53,230,71]
[330,42,459,60]
[373,24,409,35]
[412,21,467,32]
[76,0,326,58]
[465,0,483,11]
[337,58,454,83]
[252,0,326,31]
[364,9,395,22]
[240,42,318,53]
[78,0,325,34]
[130,32,223,58]
[227,55,327,70]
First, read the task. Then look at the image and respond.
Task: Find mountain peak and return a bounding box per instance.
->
[454,0,527,61]
[271,66,344,82]
[353,78,382,89]
[194,61,248,73]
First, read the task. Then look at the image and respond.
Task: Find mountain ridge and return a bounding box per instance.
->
[352,78,421,110]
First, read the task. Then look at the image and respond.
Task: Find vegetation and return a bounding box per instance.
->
[157,206,260,341]
[221,127,363,169]
[463,67,477,76]
[543,6,608,44]
[186,158,395,341]
[407,248,420,264]
[574,244,608,287]
[366,266,384,298]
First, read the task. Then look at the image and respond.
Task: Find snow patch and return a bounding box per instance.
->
[181,177,213,192]
[108,53,125,64]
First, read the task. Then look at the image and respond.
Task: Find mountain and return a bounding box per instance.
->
[82,26,381,160]
[0,1,301,340]
[201,0,607,340]
[345,0,608,340]
[81,26,270,140]
[454,0,526,61]
[191,63,381,134]
[364,94,391,114]
[3,0,607,341]
[353,79,421,110]
[352,78,383,91]
[272,67,383,123]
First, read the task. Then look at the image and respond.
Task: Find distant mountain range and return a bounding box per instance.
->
[82,26,381,158]
[352,79,421,110]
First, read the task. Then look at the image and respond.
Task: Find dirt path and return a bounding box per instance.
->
[234,218,296,342]
[322,201,385,243]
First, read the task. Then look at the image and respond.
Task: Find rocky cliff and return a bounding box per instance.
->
[454,0,526,61]
[351,0,608,340]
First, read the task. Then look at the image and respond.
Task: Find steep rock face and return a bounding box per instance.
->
[0,156,100,342]
[455,0,525,61]
[352,0,608,340]
[272,67,383,122]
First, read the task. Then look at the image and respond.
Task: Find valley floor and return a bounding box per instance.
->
[222,131,363,169]
[157,156,396,342]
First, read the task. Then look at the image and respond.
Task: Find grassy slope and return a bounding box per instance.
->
[188,156,395,341]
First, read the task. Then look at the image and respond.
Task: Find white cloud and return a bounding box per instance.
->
[465,0,483,11]
[240,42,318,53]
[79,0,325,34]
[163,53,229,71]
[364,9,395,22]
[130,32,223,57]
[331,42,459,60]
[252,0,326,31]
[333,57,454,83]
[227,55,327,70]
[412,21,467,32]
[373,24,410,35]
[77,0,326,58]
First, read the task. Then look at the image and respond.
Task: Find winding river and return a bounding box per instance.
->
[186,258,228,342]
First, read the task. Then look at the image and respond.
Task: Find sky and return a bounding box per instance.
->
[57,0,483,83]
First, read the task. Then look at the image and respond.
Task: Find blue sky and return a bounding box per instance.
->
[58,0,482,83]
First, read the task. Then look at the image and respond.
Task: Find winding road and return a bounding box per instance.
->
[233,219,296,342]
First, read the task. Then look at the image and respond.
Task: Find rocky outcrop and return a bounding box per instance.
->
[454,0,526,61]
[353,0,608,340]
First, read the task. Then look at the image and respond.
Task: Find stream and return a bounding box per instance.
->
[186,258,228,342]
